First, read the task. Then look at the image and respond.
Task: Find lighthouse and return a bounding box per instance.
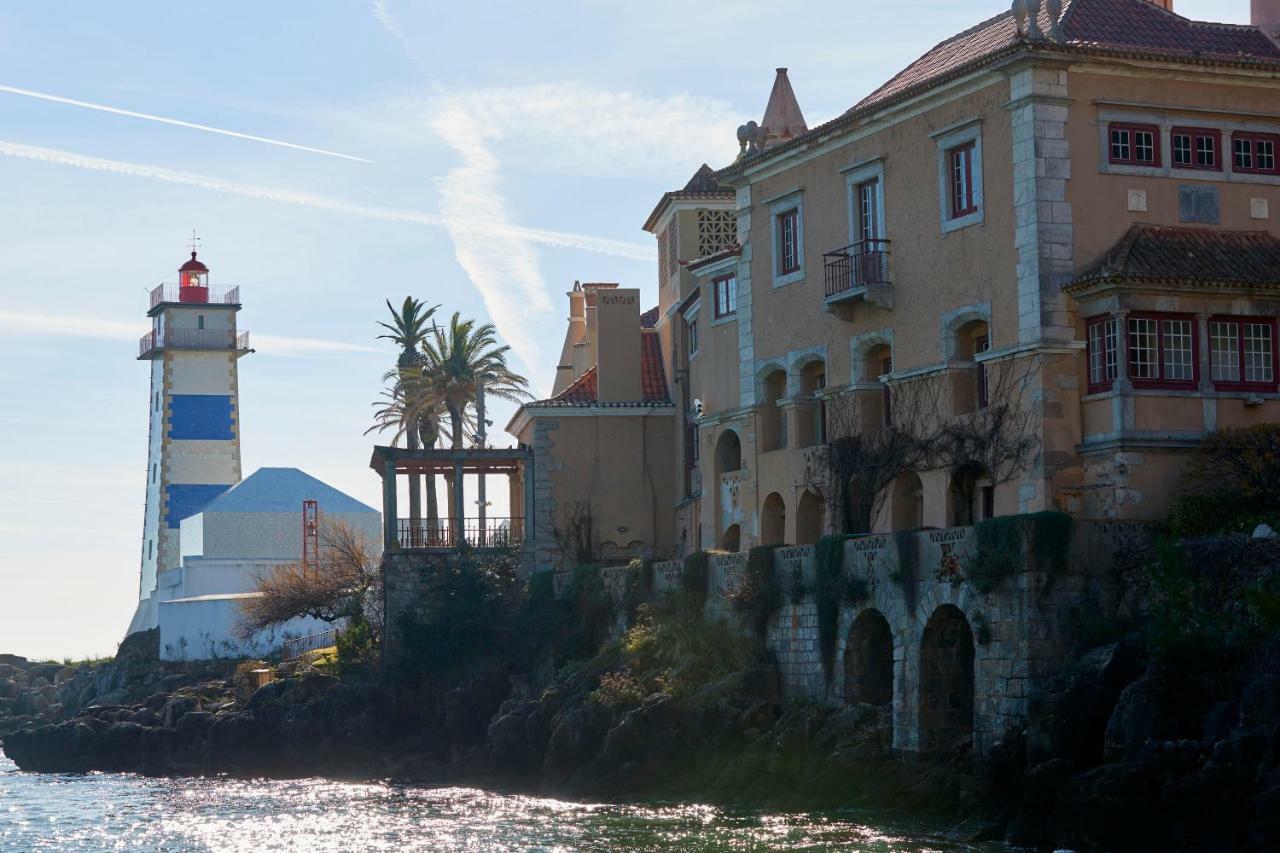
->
[127,251,251,635]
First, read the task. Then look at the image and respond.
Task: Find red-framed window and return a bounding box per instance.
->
[975,334,991,408]
[856,179,879,242]
[713,273,737,319]
[1232,132,1279,175]
[947,143,977,218]
[1171,127,1221,171]
[1127,313,1197,390]
[1086,315,1119,393]
[1109,123,1160,166]
[1209,316,1278,391]
[777,209,800,274]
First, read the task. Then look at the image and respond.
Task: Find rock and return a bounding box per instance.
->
[1104,673,1175,762]
[1050,762,1162,850]
[128,707,159,727]
[29,663,69,684]
[487,708,533,769]
[143,692,169,711]
[0,654,29,668]
[1252,523,1277,540]
[1005,758,1077,847]
[97,722,147,770]
[1252,784,1280,849]
[161,696,197,728]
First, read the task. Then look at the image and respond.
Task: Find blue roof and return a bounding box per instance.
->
[196,468,378,515]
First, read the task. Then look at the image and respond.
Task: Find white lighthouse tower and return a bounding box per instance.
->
[127,250,251,635]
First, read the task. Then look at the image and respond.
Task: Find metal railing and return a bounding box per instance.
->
[138,329,251,358]
[282,627,338,661]
[150,283,241,309]
[397,516,524,549]
[823,239,891,298]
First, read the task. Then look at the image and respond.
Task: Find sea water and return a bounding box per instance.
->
[0,755,1002,851]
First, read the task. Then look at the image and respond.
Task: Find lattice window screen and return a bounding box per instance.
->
[665,219,680,280]
[658,231,670,288]
[697,209,736,258]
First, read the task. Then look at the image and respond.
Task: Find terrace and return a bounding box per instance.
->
[823,239,893,311]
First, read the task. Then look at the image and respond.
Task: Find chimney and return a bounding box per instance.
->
[1255,0,1280,42]
[760,68,807,148]
[593,287,642,403]
[1145,0,1172,10]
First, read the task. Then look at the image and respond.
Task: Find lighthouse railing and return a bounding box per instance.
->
[138,328,252,357]
[149,283,242,309]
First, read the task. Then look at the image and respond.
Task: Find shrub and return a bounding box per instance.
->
[1183,423,1280,507]
[618,596,754,701]
[733,545,782,639]
[589,670,647,710]
[563,564,616,657]
[1164,492,1280,539]
[622,557,654,622]
[335,615,377,676]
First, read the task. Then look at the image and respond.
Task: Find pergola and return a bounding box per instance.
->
[369,445,534,551]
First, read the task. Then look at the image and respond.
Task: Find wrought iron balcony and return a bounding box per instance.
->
[396,516,524,549]
[138,329,251,359]
[823,239,893,309]
[149,283,241,311]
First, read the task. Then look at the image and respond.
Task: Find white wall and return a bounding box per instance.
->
[157,594,332,662]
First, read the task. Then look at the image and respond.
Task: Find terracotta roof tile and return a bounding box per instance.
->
[539,330,670,406]
[1065,224,1280,291]
[643,164,735,232]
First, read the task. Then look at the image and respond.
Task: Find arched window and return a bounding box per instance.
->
[715,429,742,474]
[796,489,824,545]
[865,344,893,429]
[760,492,786,545]
[845,609,894,707]
[798,360,827,446]
[721,524,741,552]
[954,320,990,414]
[891,471,923,531]
[919,605,975,752]
[760,369,788,451]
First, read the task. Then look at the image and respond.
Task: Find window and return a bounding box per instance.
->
[975,335,991,408]
[1087,316,1119,392]
[664,219,680,280]
[713,273,737,319]
[1127,314,1197,389]
[687,315,699,358]
[857,179,879,242]
[1233,132,1279,175]
[948,143,977,218]
[152,463,157,483]
[1172,127,1220,171]
[197,315,205,330]
[1109,123,1160,166]
[1210,316,1277,390]
[697,209,736,258]
[148,540,153,560]
[777,209,800,274]
[981,485,995,521]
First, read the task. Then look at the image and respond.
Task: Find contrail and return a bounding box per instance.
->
[0,83,373,163]
[0,140,656,262]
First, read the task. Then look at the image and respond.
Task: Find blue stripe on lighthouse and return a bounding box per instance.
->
[168,395,235,440]
[165,483,231,528]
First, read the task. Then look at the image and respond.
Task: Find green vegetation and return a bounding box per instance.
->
[964,511,1073,596]
[681,551,710,612]
[732,545,782,639]
[623,558,655,623]
[1166,424,1280,537]
[815,535,865,683]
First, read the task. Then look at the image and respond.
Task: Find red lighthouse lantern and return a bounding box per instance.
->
[179,251,209,303]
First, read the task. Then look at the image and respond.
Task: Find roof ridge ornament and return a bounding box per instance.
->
[1046,0,1066,40]
[1013,0,1046,40]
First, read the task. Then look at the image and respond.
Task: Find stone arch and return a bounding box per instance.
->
[714,428,742,474]
[795,488,824,545]
[948,464,990,527]
[721,523,741,552]
[918,604,975,752]
[760,492,786,545]
[941,304,992,361]
[759,367,788,451]
[796,358,828,446]
[850,329,894,383]
[844,609,893,707]
[891,471,923,531]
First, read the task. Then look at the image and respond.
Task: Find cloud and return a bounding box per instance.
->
[369,1,443,92]
[0,140,655,262]
[0,309,383,358]
[0,83,373,163]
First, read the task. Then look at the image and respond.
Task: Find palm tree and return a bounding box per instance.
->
[420,312,532,450]
[375,298,439,529]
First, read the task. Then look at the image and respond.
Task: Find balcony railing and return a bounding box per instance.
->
[138,329,251,358]
[823,239,891,299]
[396,516,524,549]
[149,283,241,310]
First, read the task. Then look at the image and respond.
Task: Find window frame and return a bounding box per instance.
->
[686,313,700,359]
[1086,314,1119,394]
[948,143,978,218]
[1171,126,1221,172]
[1126,312,1199,391]
[712,273,737,319]
[1232,132,1280,175]
[934,120,984,233]
[857,178,880,242]
[1208,314,1279,392]
[777,208,800,275]
[1108,122,1161,167]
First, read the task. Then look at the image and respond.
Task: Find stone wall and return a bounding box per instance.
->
[382,520,1151,756]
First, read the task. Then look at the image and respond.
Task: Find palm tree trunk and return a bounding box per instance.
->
[448,403,463,449]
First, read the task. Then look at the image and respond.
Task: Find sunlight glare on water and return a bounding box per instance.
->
[0,755,987,851]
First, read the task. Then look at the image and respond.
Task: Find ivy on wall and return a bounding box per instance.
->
[733,545,782,639]
[891,530,920,612]
[815,534,868,683]
[965,511,1074,596]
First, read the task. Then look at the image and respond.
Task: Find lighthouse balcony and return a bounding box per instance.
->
[138,329,251,359]
[149,283,240,314]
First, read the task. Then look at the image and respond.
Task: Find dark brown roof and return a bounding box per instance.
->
[640,306,659,328]
[719,0,1280,179]
[533,331,671,407]
[643,164,735,232]
[686,243,742,272]
[1064,224,1280,292]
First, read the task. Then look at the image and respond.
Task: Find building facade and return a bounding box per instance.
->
[509,0,1280,567]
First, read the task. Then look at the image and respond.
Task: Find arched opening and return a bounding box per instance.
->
[760,369,788,451]
[721,524,741,552]
[954,319,991,414]
[714,429,742,474]
[918,604,975,752]
[796,489,824,545]
[760,492,786,545]
[948,464,989,527]
[845,474,874,535]
[844,609,893,706]
[797,360,827,446]
[891,471,923,531]
[864,344,893,429]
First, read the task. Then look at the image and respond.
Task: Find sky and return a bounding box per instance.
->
[0,1,1249,660]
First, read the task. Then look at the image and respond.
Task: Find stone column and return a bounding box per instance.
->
[382,460,398,551]
[453,459,465,544]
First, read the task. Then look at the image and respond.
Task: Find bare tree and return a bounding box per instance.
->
[237,520,382,641]
[552,501,598,566]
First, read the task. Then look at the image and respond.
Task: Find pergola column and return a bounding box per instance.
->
[452,459,465,532]
[522,460,535,545]
[382,460,398,550]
